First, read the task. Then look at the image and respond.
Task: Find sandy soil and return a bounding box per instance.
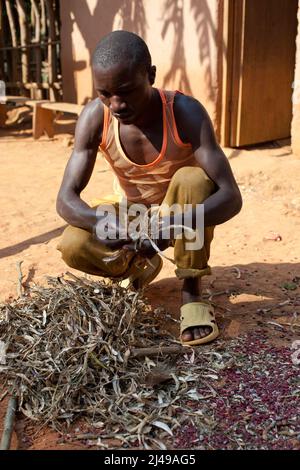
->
[0,111,299,449]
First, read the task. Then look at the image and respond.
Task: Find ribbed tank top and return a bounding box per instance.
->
[99,89,198,206]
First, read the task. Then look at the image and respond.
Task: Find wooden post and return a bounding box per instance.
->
[41,0,46,37]
[31,0,42,99]
[32,102,55,139]
[16,0,29,91]
[4,0,18,91]
[30,0,35,27]
[131,345,189,358]
[0,0,4,81]
[0,397,18,450]
[0,104,8,127]
[44,0,57,101]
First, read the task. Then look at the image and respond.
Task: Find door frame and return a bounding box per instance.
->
[220,0,298,148]
[220,0,245,147]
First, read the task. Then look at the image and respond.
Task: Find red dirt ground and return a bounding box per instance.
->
[0,111,299,449]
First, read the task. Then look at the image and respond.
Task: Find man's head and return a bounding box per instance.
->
[92,30,156,124]
[93,30,152,76]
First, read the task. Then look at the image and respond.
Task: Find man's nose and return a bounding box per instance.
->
[109,96,127,114]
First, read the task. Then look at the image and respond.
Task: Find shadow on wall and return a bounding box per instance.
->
[161,0,192,94]
[190,0,220,102]
[62,0,147,103]
[161,0,221,102]
[62,0,219,103]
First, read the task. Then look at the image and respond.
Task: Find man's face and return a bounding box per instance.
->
[93,62,153,125]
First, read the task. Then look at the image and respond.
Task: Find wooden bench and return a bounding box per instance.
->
[29,101,84,139]
[0,95,34,126]
[0,96,84,139]
[0,95,32,105]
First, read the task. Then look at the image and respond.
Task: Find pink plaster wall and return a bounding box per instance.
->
[59,0,220,124]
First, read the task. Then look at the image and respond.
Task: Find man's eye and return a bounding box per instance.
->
[100,91,110,98]
[117,88,135,96]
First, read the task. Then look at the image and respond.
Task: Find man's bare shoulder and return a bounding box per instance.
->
[78,98,104,130]
[75,98,104,148]
[173,93,207,123]
[173,92,214,146]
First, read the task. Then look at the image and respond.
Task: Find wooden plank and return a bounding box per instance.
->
[0,103,7,126]
[32,101,83,140]
[41,0,46,37]
[32,103,55,139]
[1,96,82,137]
[16,0,29,86]
[41,102,84,115]
[230,0,298,146]
[230,0,245,147]
[5,82,61,90]
[44,0,57,100]
[25,99,49,107]
[0,95,31,104]
[4,0,18,86]
[220,0,235,147]
[31,0,42,99]
[0,41,60,51]
[0,0,4,82]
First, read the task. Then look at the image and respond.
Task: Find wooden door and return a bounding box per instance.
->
[223,0,298,147]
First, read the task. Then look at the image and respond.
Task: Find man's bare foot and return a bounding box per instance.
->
[181,278,212,342]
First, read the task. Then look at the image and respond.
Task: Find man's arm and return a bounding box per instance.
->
[56,98,104,232]
[173,94,242,227]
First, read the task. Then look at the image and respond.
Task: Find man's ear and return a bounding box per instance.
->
[149,65,156,85]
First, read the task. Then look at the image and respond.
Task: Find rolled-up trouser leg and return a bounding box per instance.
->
[160,166,216,280]
[57,202,145,279]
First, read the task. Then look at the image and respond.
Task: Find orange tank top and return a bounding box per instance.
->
[99,89,198,206]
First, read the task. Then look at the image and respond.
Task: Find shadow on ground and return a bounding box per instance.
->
[145,262,300,347]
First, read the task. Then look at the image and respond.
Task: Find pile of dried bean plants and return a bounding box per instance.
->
[0,275,299,449]
[0,274,211,449]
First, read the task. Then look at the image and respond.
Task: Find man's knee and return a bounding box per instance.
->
[170,166,215,200]
[57,226,91,269]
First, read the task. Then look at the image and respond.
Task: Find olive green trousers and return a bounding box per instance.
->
[57,167,215,280]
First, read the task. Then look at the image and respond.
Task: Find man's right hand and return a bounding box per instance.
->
[93,213,133,250]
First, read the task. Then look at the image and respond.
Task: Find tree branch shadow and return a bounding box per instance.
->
[160,0,192,94]
[113,0,147,38]
[190,0,219,102]
[63,0,147,103]
[160,0,222,103]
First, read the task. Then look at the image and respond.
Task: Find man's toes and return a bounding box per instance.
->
[194,326,212,339]
[204,326,212,336]
[182,329,193,341]
[193,327,202,339]
[182,326,213,342]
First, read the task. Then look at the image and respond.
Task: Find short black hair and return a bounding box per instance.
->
[92,30,151,74]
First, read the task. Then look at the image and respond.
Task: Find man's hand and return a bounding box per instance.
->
[95,211,172,257]
[123,236,171,259]
[94,213,132,250]
[124,213,173,258]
